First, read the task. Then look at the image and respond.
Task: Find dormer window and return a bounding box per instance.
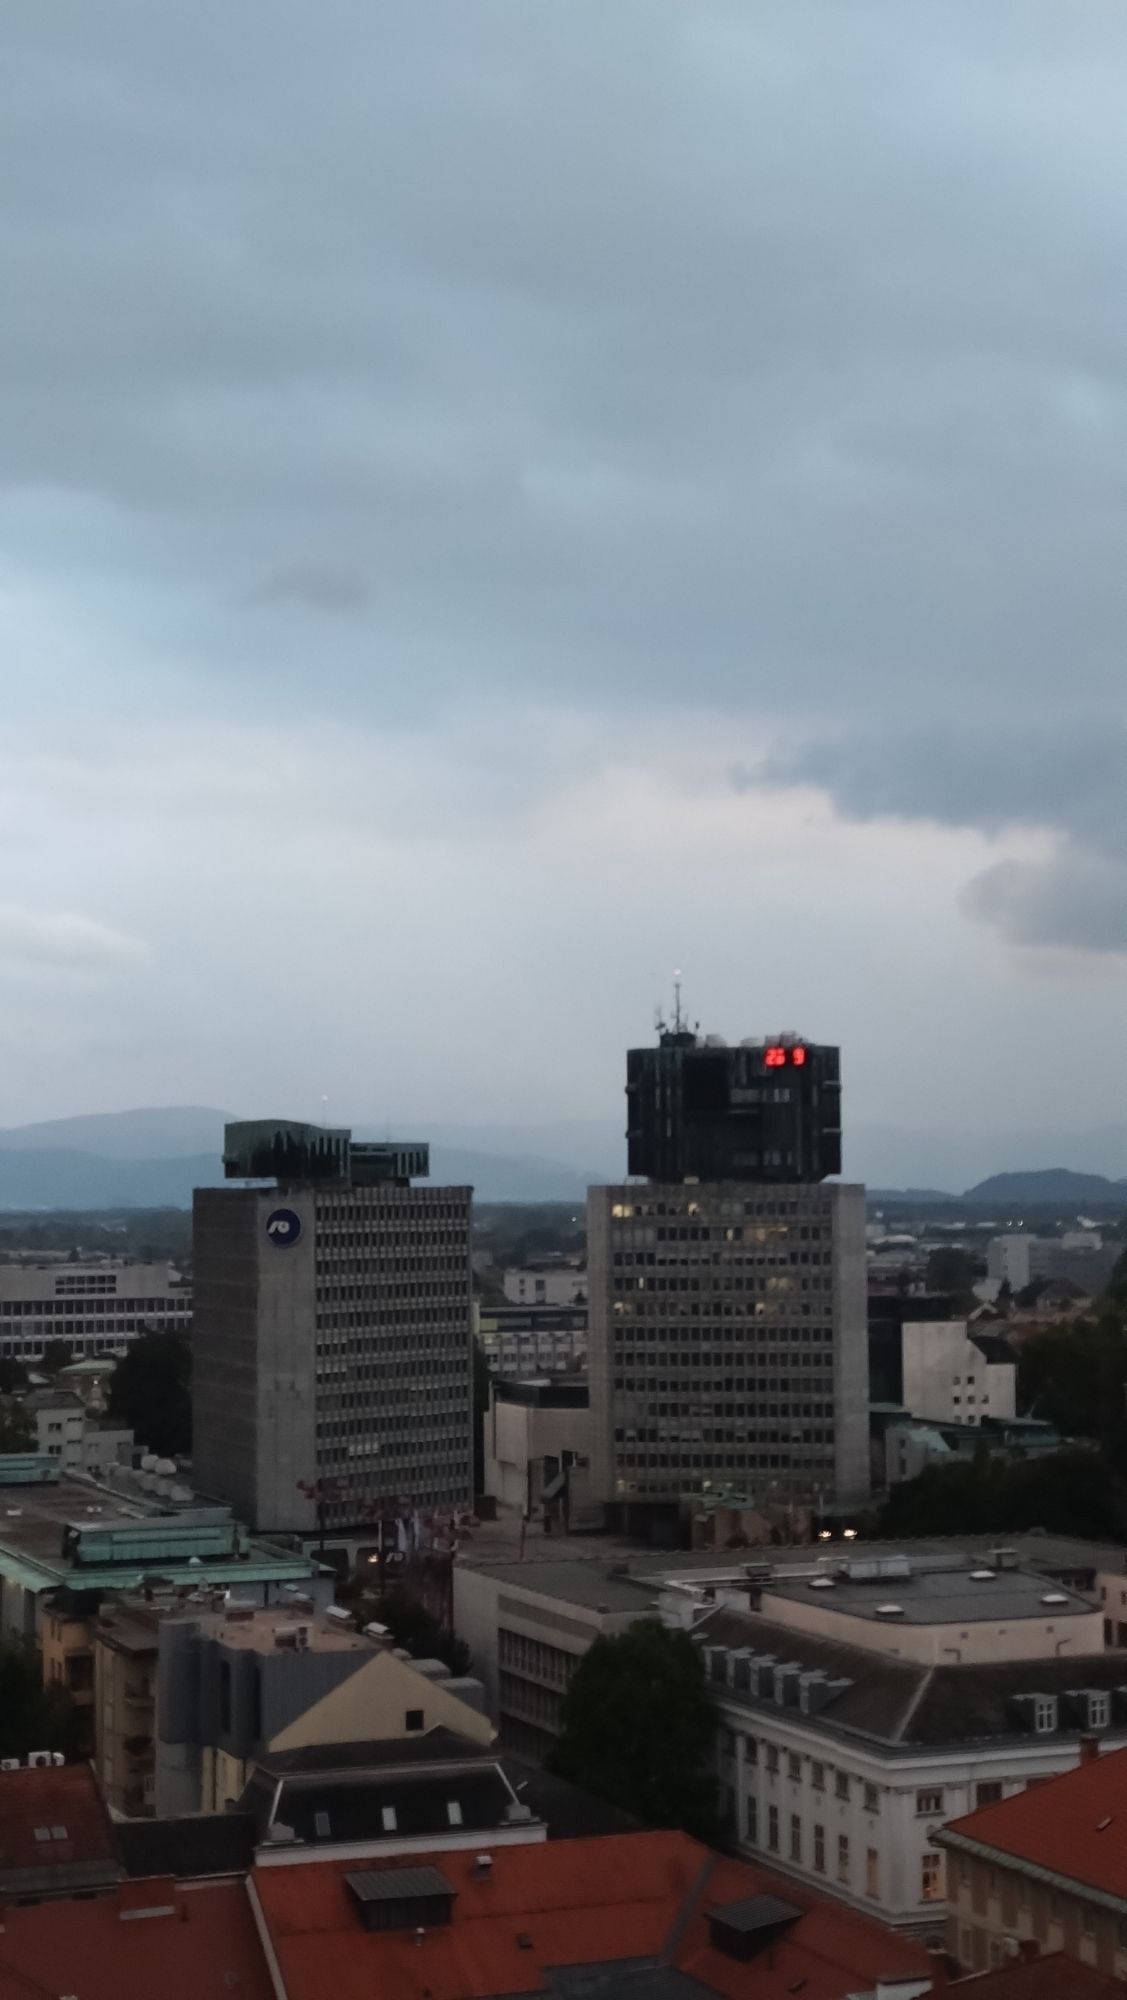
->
[1034,1696,1058,1733]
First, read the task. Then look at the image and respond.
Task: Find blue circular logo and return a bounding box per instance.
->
[265,1207,302,1247]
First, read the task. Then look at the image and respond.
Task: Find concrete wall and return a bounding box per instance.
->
[484,1393,592,1515]
[901,1322,1015,1426]
[754,1587,1103,1665]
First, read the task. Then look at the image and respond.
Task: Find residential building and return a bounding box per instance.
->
[901,1321,1016,1427]
[248,1827,934,2000]
[501,1259,586,1307]
[587,1176,869,1530]
[23,1388,133,1473]
[0,1261,190,1365]
[93,1598,160,1814]
[988,1236,1118,1294]
[483,1376,595,1525]
[155,1599,492,1815]
[41,1589,98,1753]
[626,1016,842,1183]
[475,1301,587,1376]
[192,1119,473,1533]
[0,1470,329,1640]
[938,1740,1127,1977]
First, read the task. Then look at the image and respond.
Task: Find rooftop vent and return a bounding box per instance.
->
[970,1570,996,1581]
[345,1866,456,1935]
[708,1894,801,1964]
[988,1547,1020,1570]
[808,1576,835,1590]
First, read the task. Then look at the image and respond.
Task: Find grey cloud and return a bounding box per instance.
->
[962,851,1127,953]
[0,910,148,971]
[246,559,370,617]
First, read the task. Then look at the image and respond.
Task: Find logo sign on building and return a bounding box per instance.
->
[265,1207,302,1248]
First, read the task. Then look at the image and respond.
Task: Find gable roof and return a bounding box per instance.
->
[940,1743,1127,1906]
[947,1952,1124,1997]
[250,1828,932,2000]
[267,1646,494,1755]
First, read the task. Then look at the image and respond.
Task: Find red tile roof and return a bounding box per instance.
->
[252,1830,932,2000]
[0,1764,115,1879]
[950,1953,1124,1997]
[0,1878,273,2000]
[943,1744,1127,1904]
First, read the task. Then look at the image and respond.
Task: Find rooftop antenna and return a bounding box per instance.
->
[672,968,684,1034]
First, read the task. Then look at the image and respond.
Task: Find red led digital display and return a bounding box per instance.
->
[791,1046,807,1067]
[765,1045,807,1068]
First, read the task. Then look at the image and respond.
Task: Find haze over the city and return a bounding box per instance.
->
[4,2,1127,1186]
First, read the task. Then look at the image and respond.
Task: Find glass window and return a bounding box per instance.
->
[766,1744,780,1774]
[863,1783,880,1814]
[916,1787,944,1816]
[837,1833,850,1884]
[813,1823,825,1874]
[866,1847,879,1898]
[787,1752,802,1782]
[1034,1697,1058,1733]
[835,1771,850,1801]
[922,1851,944,1902]
[976,1781,1003,1807]
[811,1761,825,1791]
[789,1813,802,1862]
[767,1805,779,1852]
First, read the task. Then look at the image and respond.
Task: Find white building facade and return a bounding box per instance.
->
[0,1263,191,1364]
[900,1321,1016,1427]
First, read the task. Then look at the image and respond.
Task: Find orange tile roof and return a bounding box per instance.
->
[943,1743,1127,1904]
[0,1878,273,2000]
[949,1953,1124,1997]
[252,1830,932,2000]
[0,1765,115,1878]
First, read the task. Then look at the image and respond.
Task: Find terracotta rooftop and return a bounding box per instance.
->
[251,1828,932,2000]
[0,1877,272,2000]
[947,1952,1125,1996]
[0,1764,117,1894]
[941,1743,1127,1905]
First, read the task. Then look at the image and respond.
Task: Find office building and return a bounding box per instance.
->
[192,1120,473,1534]
[0,1260,191,1365]
[626,1014,841,1183]
[589,1019,866,1530]
[588,1177,869,1526]
[475,1302,587,1377]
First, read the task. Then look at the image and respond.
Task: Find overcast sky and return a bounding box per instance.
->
[3,1,1127,1179]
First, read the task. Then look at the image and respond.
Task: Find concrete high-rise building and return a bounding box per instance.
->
[191,1120,473,1535]
[588,1020,868,1531]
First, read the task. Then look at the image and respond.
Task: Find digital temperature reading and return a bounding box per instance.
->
[765,1045,807,1068]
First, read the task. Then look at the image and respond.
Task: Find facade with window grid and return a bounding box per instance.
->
[587,1180,868,1521]
[192,1174,473,1534]
[0,1262,191,1362]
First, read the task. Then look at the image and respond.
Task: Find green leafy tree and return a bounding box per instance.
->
[372,1584,471,1676]
[1018,1314,1127,1458]
[924,1247,980,1305]
[0,1400,34,1453]
[878,1445,1127,1541]
[108,1332,191,1456]
[0,1358,28,1394]
[549,1621,719,1841]
[39,1340,75,1377]
[0,1637,83,1761]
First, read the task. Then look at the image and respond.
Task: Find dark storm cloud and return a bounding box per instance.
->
[4,1,1127,952]
[963,852,1127,953]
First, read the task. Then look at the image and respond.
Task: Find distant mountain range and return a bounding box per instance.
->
[0,1109,602,1208]
[0,1108,1125,1212]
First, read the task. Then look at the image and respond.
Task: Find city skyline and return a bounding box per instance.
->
[5,4,1127,1157]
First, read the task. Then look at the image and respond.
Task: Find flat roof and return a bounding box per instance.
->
[762,1562,1096,1627]
[469,1558,661,1614]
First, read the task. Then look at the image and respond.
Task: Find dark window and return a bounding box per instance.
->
[405,1708,424,1731]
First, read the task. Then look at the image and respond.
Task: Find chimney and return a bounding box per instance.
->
[1080,1734,1101,1766]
